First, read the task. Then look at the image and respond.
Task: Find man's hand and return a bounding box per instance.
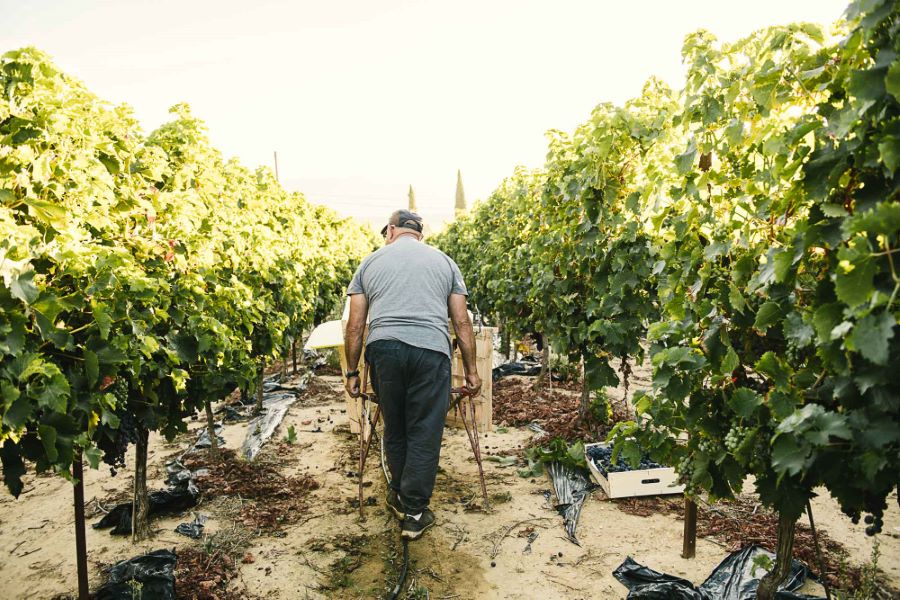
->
[449,294,481,397]
[345,375,361,398]
[344,293,368,398]
[465,372,482,396]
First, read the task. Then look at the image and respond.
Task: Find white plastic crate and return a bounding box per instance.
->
[585,442,684,499]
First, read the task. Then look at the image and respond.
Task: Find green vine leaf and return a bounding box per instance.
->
[849,312,897,365]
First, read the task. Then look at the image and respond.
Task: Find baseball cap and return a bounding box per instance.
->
[381,209,424,237]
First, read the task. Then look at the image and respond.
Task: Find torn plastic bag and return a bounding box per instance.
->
[492,361,567,381]
[94,460,199,535]
[493,361,541,380]
[262,378,310,394]
[546,461,596,545]
[613,545,824,600]
[175,513,208,539]
[94,549,176,600]
[192,421,225,451]
[221,404,249,422]
[263,373,310,396]
[165,460,193,486]
[613,559,704,600]
[93,487,199,535]
[528,422,549,438]
[304,348,328,369]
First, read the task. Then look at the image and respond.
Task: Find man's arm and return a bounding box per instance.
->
[344,293,368,397]
[448,293,481,395]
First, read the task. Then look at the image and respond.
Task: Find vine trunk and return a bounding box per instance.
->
[255,360,265,415]
[757,511,796,599]
[204,399,219,457]
[131,427,151,541]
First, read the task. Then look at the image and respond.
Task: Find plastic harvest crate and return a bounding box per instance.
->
[584,442,685,499]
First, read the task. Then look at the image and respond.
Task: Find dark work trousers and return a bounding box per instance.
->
[365,339,451,513]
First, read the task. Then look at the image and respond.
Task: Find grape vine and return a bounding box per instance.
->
[434,2,899,586]
[0,48,377,497]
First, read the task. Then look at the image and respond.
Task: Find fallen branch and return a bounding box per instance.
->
[541,571,584,592]
[490,517,552,559]
[300,555,325,574]
[448,523,468,551]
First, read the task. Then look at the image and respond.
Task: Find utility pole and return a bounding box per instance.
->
[273,151,280,182]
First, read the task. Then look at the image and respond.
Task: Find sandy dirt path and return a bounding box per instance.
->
[0,373,897,599]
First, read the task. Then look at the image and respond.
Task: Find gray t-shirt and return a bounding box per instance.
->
[347,236,468,358]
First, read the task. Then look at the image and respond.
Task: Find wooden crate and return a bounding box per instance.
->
[446,324,494,433]
[338,320,495,434]
[585,442,684,499]
[336,339,377,435]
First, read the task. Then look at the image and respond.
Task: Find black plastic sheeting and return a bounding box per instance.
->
[304,348,328,370]
[241,373,310,460]
[175,513,207,539]
[221,404,248,422]
[493,361,541,380]
[613,545,824,600]
[192,421,225,450]
[546,461,596,546]
[93,460,199,535]
[492,361,568,382]
[94,549,176,600]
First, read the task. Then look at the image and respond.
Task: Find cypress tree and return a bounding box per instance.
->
[455,169,466,217]
[408,184,417,212]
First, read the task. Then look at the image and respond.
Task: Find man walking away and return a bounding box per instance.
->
[344,209,481,540]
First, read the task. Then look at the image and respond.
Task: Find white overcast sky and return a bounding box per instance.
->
[3,0,847,229]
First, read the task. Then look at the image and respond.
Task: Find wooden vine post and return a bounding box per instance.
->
[533,333,550,391]
[73,451,89,600]
[683,429,697,558]
[255,359,266,415]
[204,399,219,457]
[501,322,511,361]
[682,497,697,559]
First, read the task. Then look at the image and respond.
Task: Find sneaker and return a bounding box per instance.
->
[401,508,435,540]
[386,489,405,521]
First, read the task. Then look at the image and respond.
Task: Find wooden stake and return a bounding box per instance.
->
[807,499,833,600]
[501,323,511,361]
[456,392,489,509]
[580,357,590,417]
[255,360,265,415]
[73,452,89,600]
[204,399,219,458]
[682,497,697,559]
[358,362,373,520]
